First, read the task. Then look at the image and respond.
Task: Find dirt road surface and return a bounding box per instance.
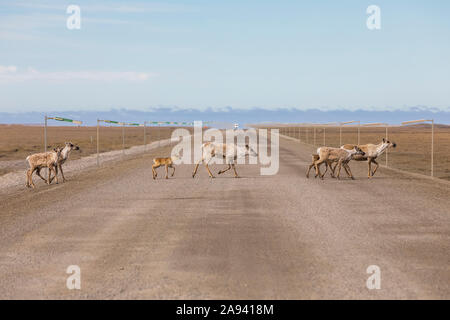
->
[0,137,449,299]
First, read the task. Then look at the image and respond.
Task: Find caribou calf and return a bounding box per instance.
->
[306,154,335,179]
[152,155,179,179]
[26,147,62,188]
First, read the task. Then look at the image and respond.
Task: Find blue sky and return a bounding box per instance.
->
[1,0,450,114]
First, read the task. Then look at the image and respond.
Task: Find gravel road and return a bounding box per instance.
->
[0,136,448,299]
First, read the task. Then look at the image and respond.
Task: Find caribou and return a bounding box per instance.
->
[310,145,365,180]
[192,142,258,178]
[26,147,62,188]
[340,138,396,178]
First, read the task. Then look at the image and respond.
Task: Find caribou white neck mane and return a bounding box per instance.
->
[343,147,358,160]
[375,142,389,156]
[60,145,72,163]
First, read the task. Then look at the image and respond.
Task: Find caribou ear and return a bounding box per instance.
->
[382,138,386,143]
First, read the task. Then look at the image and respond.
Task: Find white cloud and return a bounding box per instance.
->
[0,66,156,82]
[0,65,17,73]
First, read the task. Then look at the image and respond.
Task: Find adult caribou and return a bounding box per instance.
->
[49,142,80,183]
[340,138,396,178]
[192,142,258,178]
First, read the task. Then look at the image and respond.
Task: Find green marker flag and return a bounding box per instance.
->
[49,117,82,125]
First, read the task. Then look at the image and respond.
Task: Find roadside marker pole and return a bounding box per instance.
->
[158,123,161,147]
[322,123,338,146]
[432,120,434,177]
[386,126,389,167]
[97,119,123,166]
[122,122,125,156]
[44,115,83,153]
[323,126,325,146]
[44,115,83,175]
[358,122,361,145]
[170,123,174,147]
[44,115,48,153]
[402,119,434,177]
[313,127,316,146]
[97,119,100,166]
[124,122,141,156]
[340,121,359,146]
[318,123,338,147]
[143,121,147,152]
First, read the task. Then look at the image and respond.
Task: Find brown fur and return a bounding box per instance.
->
[152,157,176,179]
[192,142,257,179]
[340,139,396,178]
[52,142,80,183]
[312,146,365,180]
[306,154,335,179]
[26,148,62,188]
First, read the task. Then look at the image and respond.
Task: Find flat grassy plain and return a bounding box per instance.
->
[273,125,450,180]
[0,125,192,176]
